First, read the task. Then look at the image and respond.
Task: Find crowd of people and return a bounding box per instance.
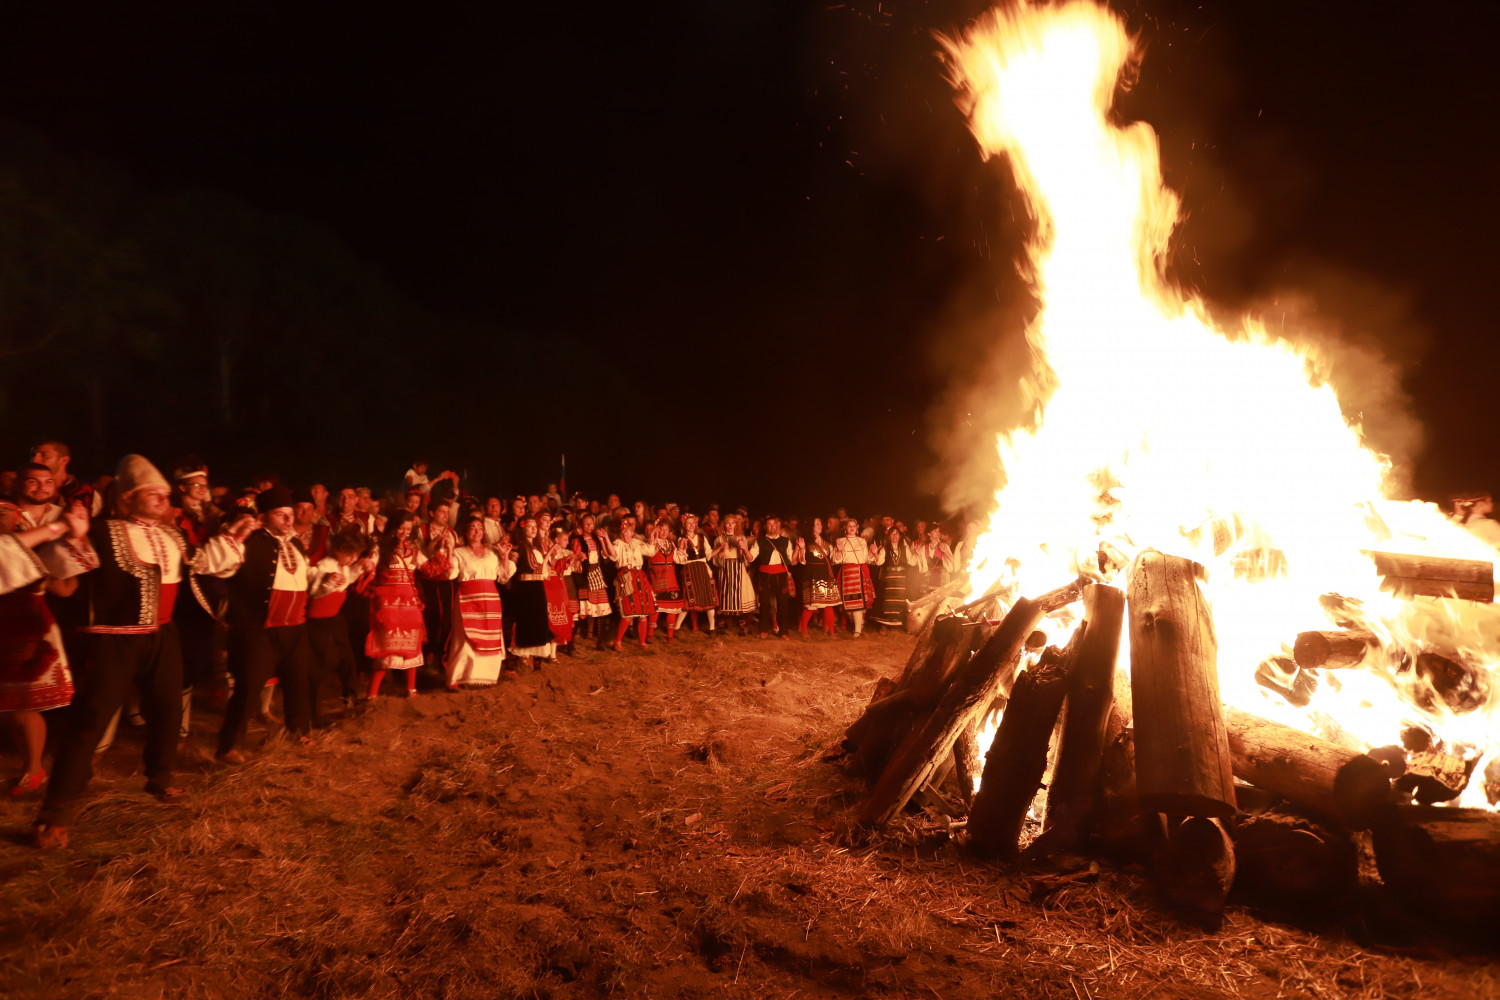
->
[0,442,974,849]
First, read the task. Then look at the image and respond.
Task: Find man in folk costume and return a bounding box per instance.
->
[193,486,316,764]
[30,439,95,517]
[291,489,329,564]
[750,515,797,638]
[33,455,189,850]
[0,463,62,533]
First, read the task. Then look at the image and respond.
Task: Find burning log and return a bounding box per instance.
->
[1223,707,1392,829]
[1291,629,1377,670]
[1127,552,1236,818]
[1044,584,1125,837]
[906,576,970,633]
[1367,551,1494,603]
[952,720,981,809]
[1373,806,1500,925]
[862,597,1044,826]
[967,640,1075,858]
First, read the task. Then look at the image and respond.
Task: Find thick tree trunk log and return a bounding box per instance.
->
[967,642,1075,858]
[1155,815,1235,929]
[1127,552,1236,818]
[1224,707,1392,828]
[862,597,1044,826]
[1046,584,1125,833]
[1292,629,1377,669]
[1373,806,1500,925]
[952,720,981,809]
[1367,551,1494,603]
[1230,812,1358,914]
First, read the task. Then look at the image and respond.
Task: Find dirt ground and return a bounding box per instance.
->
[0,628,1496,1000]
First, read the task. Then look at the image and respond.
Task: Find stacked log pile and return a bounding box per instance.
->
[839,549,1500,931]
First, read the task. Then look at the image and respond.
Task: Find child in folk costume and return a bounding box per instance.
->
[710,513,757,635]
[445,516,512,688]
[646,519,685,641]
[832,518,877,637]
[307,531,372,713]
[795,517,840,638]
[675,512,718,635]
[545,524,578,653]
[508,517,559,666]
[872,525,913,629]
[570,513,613,639]
[609,519,657,650]
[363,511,427,698]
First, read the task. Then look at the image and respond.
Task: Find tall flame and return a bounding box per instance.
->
[942,1,1498,806]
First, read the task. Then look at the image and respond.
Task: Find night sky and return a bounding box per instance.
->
[1,0,1495,515]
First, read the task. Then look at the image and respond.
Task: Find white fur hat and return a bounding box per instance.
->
[114,454,168,496]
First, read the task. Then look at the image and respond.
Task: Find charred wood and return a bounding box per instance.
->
[1292,629,1377,669]
[1045,584,1125,836]
[1367,551,1494,603]
[862,597,1044,826]
[1373,805,1500,925]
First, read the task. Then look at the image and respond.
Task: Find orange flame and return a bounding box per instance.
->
[941,1,1497,807]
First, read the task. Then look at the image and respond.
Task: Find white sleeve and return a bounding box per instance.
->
[0,534,45,595]
[193,535,246,578]
[496,553,515,584]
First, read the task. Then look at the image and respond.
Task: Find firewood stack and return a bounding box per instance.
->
[839,549,1500,932]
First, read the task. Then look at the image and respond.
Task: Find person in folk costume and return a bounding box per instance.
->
[444,515,513,688]
[191,485,318,761]
[170,466,220,548]
[170,467,226,742]
[507,516,560,666]
[33,455,188,850]
[30,439,95,518]
[750,515,797,638]
[417,501,458,663]
[609,518,657,650]
[675,512,719,636]
[0,500,92,798]
[832,518,877,637]
[545,524,579,654]
[912,524,954,596]
[645,519,686,641]
[291,489,329,564]
[0,463,62,533]
[306,531,373,711]
[872,524,914,629]
[795,517,841,638]
[710,513,757,635]
[332,487,376,536]
[360,510,428,698]
[569,512,613,642]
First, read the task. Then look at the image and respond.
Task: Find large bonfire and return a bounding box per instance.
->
[941,0,1497,806]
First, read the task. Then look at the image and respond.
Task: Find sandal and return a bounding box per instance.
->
[216,749,247,766]
[33,823,68,850]
[9,771,46,797]
[149,785,185,803]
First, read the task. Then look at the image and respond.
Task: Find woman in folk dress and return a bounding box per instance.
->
[545,524,578,653]
[570,513,613,641]
[508,517,559,666]
[832,518,877,637]
[872,524,914,629]
[711,513,757,635]
[675,512,718,635]
[646,519,685,641]
[610,519,657,650]
[364,511,428,698]
[445,516,512,689]
[795,517,840,638]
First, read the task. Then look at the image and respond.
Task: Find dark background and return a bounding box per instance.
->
[0,1,1494,515]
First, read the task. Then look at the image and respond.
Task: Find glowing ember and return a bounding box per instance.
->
[940,1,1498,807]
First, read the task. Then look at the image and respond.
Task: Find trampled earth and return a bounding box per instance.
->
[0,630,1494,999]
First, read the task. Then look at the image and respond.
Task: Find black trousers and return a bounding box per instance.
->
[306,615,354,718]
[37,624,183,825]
[420,577,453,661]
[219,623,314,754]
[756,571,792,634]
